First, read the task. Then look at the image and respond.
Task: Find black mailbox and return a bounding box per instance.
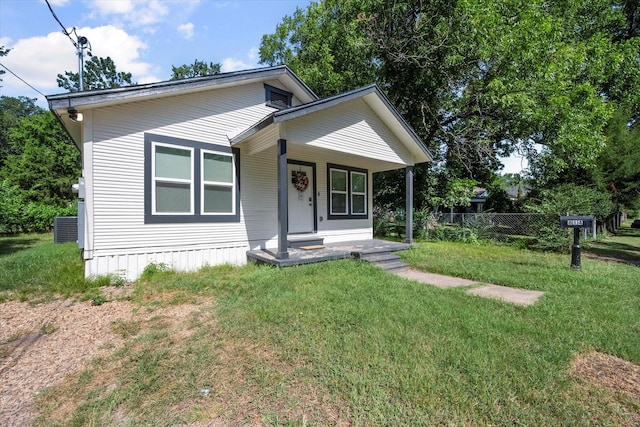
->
[559,215,594,229]
[559,215,595,270]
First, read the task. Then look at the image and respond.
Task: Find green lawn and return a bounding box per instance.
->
[584,221,640,266]
[1,233,638,425]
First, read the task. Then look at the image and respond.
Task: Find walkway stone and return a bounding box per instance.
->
[467,284,544,306]
[394,268,544,307]
[395,270,477,288]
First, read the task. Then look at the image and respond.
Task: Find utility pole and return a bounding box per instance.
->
[76,35,89,91]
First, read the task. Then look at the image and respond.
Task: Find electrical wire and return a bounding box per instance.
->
[0,62,47,97]
[45,0,78,48]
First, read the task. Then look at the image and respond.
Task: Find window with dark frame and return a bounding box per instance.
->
[327,163,368,220]
[144,133,240,223]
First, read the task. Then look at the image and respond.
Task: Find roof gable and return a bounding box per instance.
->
[231,84,432,165]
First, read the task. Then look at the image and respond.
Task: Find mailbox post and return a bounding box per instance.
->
[559,216,595,270]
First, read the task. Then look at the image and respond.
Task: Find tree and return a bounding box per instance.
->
[260,2,379,97]
[57,55,134,91]
[598,105,640,211]
[1,111,80,206]
[260,0,640,211]
[170,59,221,80]
[0,96,41,168]
[0,46,9,85]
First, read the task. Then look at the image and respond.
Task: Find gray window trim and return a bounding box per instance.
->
[264,83,292,109]
[144,133,240,223]
[326,163,368,220]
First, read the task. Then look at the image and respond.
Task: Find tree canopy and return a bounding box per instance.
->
[57,55,134,92]
[260,0,640,212]
[170,59,221,80]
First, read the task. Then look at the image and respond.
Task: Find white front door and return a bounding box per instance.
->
[287,163,315,233]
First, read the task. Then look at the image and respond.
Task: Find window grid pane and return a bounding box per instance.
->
[203,185,233,213]
[156,182,191,213]
[155,145,191,180]
[331,193,347,215]
[330,170,347,191]
[203,152,233,183]
[351,172,366,193]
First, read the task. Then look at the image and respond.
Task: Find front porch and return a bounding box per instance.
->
[247,238,411,269]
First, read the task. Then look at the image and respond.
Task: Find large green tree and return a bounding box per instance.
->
[260,0,640,211]
[0,96,40,169]
[57,55,134,92]
[170,59,221,80]
[1,110,80,206]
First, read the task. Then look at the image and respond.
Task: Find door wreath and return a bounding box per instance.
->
[292,170,309,191]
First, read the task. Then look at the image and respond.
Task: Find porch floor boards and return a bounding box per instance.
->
[247,239,411,267]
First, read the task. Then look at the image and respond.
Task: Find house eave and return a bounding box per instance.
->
[46,65,318,112]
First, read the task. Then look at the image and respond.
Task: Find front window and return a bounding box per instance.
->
[327,164,368,219]
[145,133,240,223]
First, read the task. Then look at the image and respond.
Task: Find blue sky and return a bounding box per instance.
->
[0,0,311,102]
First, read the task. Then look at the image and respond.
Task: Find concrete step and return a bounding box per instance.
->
[288,234,324,249]
[373,260,410,271]
[359,252,401,263]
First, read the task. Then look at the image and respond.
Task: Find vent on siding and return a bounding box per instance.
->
[54,216,78,244]
[265,84,292,110]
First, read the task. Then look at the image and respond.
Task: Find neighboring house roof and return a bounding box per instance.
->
[230,84,433,164]
[47,65,317,145]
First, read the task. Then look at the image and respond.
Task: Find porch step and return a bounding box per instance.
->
[288,234,324,249]
[358,252,409,271]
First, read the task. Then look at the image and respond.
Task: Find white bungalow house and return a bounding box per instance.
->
[47,66,432,280]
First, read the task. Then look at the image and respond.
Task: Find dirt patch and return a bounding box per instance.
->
[570,351,640,400]
[0,288,204,427]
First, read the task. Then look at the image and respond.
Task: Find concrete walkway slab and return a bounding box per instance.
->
[395,269,477,288]
[394,269,544,306]
[467,284,544,306]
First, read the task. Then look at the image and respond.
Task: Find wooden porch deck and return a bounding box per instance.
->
[246,239,411,268]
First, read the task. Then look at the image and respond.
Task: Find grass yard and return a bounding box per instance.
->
[1,233,638,425]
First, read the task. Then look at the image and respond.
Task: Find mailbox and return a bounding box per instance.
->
[559,215,594,229]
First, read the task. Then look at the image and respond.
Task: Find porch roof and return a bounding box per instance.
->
[229,85,432,170]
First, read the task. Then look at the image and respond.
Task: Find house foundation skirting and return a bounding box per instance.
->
[84,245,249,281]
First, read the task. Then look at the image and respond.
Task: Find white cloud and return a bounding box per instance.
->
[88,0,168,27]
[177,23,195,40]
[0,26,158,100]
[247,46,258,61]
[220,57,251,73]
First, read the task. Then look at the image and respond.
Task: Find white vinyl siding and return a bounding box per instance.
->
[283,98,414,166]
[153,143,193,214]
[202,150,235,215]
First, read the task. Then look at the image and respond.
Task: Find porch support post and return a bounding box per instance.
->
[405,165,414,244]
[276,139,289,259]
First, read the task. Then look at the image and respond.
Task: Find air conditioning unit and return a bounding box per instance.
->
[54,216,78,244]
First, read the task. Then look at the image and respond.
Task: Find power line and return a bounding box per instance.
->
[0,62,47,97]
[45,0,78,48]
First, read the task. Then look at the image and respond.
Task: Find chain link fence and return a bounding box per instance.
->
[436,212,597,241]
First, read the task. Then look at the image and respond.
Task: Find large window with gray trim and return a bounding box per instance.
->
[145,133,240,223]
[327,163,368,220]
